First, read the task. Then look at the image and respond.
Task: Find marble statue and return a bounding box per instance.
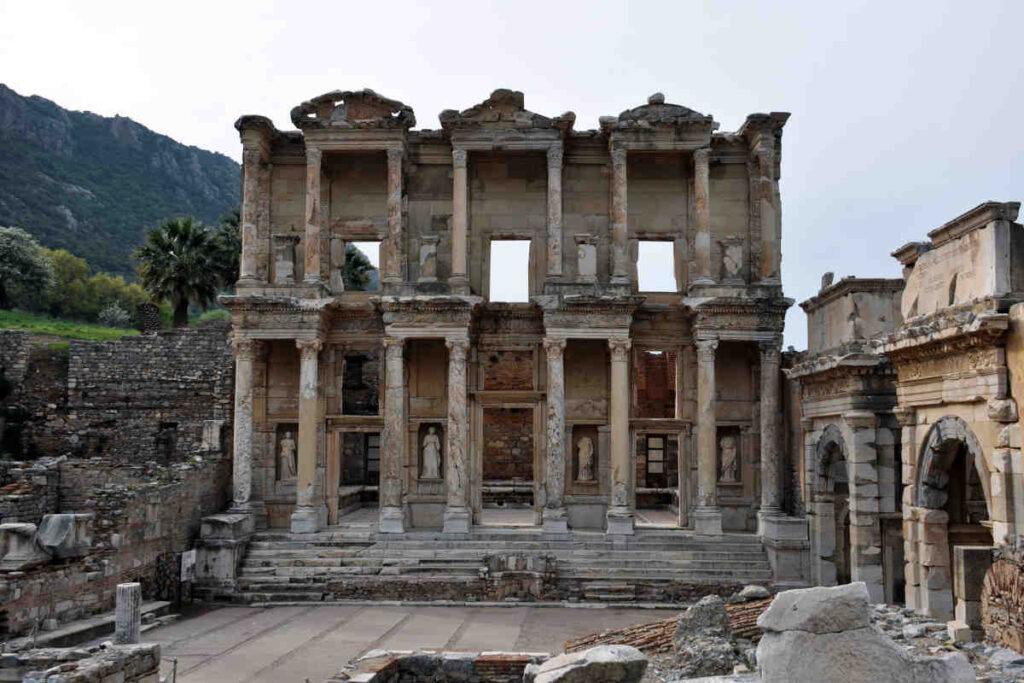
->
[723,244,743,279]
[576,436,595,482]
[421,426,441,479]
[278,431,297,480]
[719,435,738,483]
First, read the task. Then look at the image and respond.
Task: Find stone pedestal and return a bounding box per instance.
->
[692,507,723,536]
[606,338,634,535]
[291,338,325,534]
[195,513,253,598]
[761,514,810,585]
[115,582,142,645]
[442,506,471,534]
[543,507,569,535]
[379,506,406,534]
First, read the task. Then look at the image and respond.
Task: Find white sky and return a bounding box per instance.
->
[2,0,1022,348]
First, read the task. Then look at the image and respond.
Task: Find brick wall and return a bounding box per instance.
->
[483,350,533,391]
[482,408,533,480]
[0,457,61,523]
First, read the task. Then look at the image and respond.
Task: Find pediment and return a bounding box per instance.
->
[600,93,715,132]
[291,89,416,130]
[439,89,575,133]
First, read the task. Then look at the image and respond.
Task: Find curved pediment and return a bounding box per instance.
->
[290,89,416,130]
[600,93,715,132]
[439,89,575,133]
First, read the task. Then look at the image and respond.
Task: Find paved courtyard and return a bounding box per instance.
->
[145,604,670,682]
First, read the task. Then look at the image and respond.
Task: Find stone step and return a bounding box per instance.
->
[560,568,774,580]
[244,591,326,603]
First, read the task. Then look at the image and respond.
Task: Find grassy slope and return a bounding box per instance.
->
[0,309,137,341]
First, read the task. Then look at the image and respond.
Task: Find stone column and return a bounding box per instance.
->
[383,146,404,286]
[114,582,141,644]
[546,144,564,279]
[379,337,406,533]
[610,146,630,283]
[758,340,782,534]
[303,147,323,285]
[543,338,568,534]
[230,338,262,518]
[607,338,634,534]
[756,144,780,283]
[239,147,261,284]
[693,147,713,285]
[444,338,471,534]
[694,338,722,535]
[451,148,469,294]
[291,338,324,533]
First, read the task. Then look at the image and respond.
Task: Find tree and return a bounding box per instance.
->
[134,217,219,327]
[212,208,241,290]
[0,227,54,310]
[343,243,374,290]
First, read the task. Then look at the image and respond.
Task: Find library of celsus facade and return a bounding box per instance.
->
[223,87,797,548]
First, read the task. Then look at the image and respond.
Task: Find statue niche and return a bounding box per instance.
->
[419,424,443,480]
[277,426,298,481]
[718,432,740,484]
[576,436,595,482]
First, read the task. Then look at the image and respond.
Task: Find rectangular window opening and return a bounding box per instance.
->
[637,241,676,292]
[346,241,381,291]
[489,240,531,302]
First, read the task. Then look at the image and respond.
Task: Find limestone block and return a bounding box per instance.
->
[902,486,916,507]
[849,523,880,550]
[36,513,93,559]
[954,599,982,627]
[992,520,1013,544]
[946,620,974,643]
[816,559,838,586]
[0,523,50,571]
[989,471,1011,521]
[906,583,921,611]
[758,582,871,634]
[922,587,954,620]
[918,508,948,524]
[523,645,647,683]
[903,518,919,543]
[920,543,948,567]
[850,463,879,484]
[988,397,1019,423]
[921,521,946,545]
[904,561,920,586]
[904,541,918,563]
[816,521,836,558]
[953,546,992,601]
[852,483,880,500]
[925,565,950,590]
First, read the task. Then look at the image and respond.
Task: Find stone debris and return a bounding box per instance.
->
[524,644,648,683]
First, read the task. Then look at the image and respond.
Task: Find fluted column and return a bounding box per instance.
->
[610,146,630,283]
[450,148,469,294]
[693,147,713,284]
[758,340,782,534]
[756,145,780,283]
[230,338,262,519]
[543,338,568,534]
[379,337,406,533]
[546,144,564,279]
[606,338,634,535]
[303,147,323,285]
[443,337,471,534]
[291,338,324,533]
[239,147,261,284]
[694,338,722,535]
[383,147,404,286]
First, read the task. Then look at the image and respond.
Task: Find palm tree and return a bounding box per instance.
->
[213,208,241,290]
[134,217,219,327]
[343,243,375,290]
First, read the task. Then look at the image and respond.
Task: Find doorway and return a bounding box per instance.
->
[479,406,537,526]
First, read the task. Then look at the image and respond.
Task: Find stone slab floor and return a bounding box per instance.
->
[143,604,667,682]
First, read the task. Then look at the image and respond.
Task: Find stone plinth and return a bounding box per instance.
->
[114,582,142,645]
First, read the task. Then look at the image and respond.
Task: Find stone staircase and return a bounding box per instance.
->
[234,528,773,604]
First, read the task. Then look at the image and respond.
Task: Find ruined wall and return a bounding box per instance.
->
[2,644,161,683]
[0,457,61,523]
[982,546,1024,653]
[0,329,30,400]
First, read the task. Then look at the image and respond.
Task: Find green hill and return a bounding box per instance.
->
[0,84,240,276]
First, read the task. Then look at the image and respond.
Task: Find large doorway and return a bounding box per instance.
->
[636,433,681,528]
[480,406,537,526]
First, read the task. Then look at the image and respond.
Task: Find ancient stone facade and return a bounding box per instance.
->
[880,202,1024,623]
[787,276,905,603]
[225,88,797,548]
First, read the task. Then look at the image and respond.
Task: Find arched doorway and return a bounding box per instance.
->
[811,425,852,585]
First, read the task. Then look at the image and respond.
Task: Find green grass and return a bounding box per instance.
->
[0,310,138,341]
[193,308,231,325]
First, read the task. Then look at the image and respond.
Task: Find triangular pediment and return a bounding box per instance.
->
[600,93,715,132]
[439,89,575,132]
[290,89,415,130]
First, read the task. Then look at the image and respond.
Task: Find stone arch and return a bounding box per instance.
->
[915,416,991,517]
[815,424,848,495]
[809,423,852,587]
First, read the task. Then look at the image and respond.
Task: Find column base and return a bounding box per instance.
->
[449,275,470,296]
[542,507,569,535]
[443,506,472,534]
[290,504,326,534]
[693,507,723,536]
[606,506,635,536]
[228,500,268,531]
[378,506,406,534]
[757,507,782,537]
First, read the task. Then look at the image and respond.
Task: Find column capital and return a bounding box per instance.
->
[547,144,563,168]
[610,146,627,166]
[608,338,631,361]
[759,340,782,363]
[232,337,263,360]
[306,146,322,165]
[695,338,718,362]
[543,337,567,359]
[242,147,263,168]
[694,146,711,165]
[295,337,323,359]
[755,144,775,178]
[382,336,405,358]
[445,337,470,359]
[386,146,404,164]
[452,148,467,168]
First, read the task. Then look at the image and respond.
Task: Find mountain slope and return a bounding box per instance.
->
[0,84,240,275]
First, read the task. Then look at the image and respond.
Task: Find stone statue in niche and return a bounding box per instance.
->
[278,431,297,480]
[722,243,743,282]
[421,426,442,479]
[846,301,863,341]
[719,435,738,483]
[576,436,595,482]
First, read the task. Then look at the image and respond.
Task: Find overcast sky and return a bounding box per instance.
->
[2,0,1022,348]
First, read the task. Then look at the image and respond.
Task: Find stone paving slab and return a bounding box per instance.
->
[146,604,666,683]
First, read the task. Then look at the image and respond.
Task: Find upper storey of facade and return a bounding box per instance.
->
[232,88,790,308]
[801,274,904,356]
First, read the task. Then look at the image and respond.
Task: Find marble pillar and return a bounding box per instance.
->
[230,338,263,521]
[610,147,629,283]
[756,145,780,283]
[444,338,471,534]
[379,337,406,533]
[693,147,713,285]
[383,147,404,286]
[451,148,469,294]
[694,338,722,535]
[303,147,322,285]
[114,582,141,644]
[543,338,568,534]
[758,341,782,535]
[239,147,261,284]
[546,144,563,279]
[607,338,634,535]
[291,338,324,533]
